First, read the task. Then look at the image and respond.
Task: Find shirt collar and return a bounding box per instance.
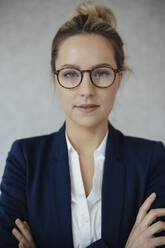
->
[65,127,109,158]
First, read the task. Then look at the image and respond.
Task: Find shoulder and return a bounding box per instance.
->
[112,123,164,150]
[110,124,165,165]
[123,132,164,153]
[8,131,58,157]
[117,129,165,171]
[14,131,57,144]
[123,132,165,152]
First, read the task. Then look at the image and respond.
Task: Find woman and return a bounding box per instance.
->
[0,1,165,247]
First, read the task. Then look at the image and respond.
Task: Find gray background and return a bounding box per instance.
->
[0,0,165,180]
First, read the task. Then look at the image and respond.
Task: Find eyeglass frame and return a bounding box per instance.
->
[53,65,121,89]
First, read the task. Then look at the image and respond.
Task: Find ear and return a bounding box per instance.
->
[52,72,57,84]
[116,70,123,90]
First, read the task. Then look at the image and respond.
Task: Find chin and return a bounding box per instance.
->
[71,116,106,129]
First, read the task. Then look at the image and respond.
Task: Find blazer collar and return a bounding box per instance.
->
[49,120,125,247]
[54,120,123,161]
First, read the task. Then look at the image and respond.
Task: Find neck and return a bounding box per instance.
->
[65,118,108,156]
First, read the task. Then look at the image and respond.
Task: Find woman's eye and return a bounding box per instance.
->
[63,71,78,78]
[95,71,110,77]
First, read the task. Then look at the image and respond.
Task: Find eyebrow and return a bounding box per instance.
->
[60,63,114,69]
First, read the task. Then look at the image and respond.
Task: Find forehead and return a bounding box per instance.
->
[56,34,116,68]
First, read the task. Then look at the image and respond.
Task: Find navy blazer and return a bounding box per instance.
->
[0,120,165,248]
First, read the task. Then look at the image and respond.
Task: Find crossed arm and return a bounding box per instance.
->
[11,193,165,248]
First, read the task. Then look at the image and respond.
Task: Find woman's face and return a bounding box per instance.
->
[54,34,123,128]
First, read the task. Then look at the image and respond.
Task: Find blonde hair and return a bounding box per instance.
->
[50,0,132,78]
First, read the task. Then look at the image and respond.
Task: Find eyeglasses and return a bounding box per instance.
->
[53,65,121,89]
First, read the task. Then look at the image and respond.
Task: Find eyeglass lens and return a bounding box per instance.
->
[58,67,115,88]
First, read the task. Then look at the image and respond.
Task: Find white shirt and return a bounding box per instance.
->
[65,128,109,248]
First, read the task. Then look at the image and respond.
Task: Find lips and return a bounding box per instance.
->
[76,104,100,108]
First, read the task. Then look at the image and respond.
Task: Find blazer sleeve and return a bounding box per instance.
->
[0,140,29,247]
[144,140,165,248]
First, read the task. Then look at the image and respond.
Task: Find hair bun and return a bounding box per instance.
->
[67,0,117,30]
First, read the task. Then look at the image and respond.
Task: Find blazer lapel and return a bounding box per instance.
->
[101,121,125,247]
[48,122,74,247]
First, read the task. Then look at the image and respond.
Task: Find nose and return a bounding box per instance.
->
[79,71,95,94]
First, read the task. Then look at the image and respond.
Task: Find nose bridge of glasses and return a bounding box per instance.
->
[81,69,91,73]
[81,69,91,76]
[80,69,94,85]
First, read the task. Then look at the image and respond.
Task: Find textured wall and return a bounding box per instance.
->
[0,0,165,179]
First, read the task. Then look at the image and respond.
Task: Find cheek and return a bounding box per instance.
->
[58,90,73,112]
[100,88,117,107]
[55,81,75,114]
